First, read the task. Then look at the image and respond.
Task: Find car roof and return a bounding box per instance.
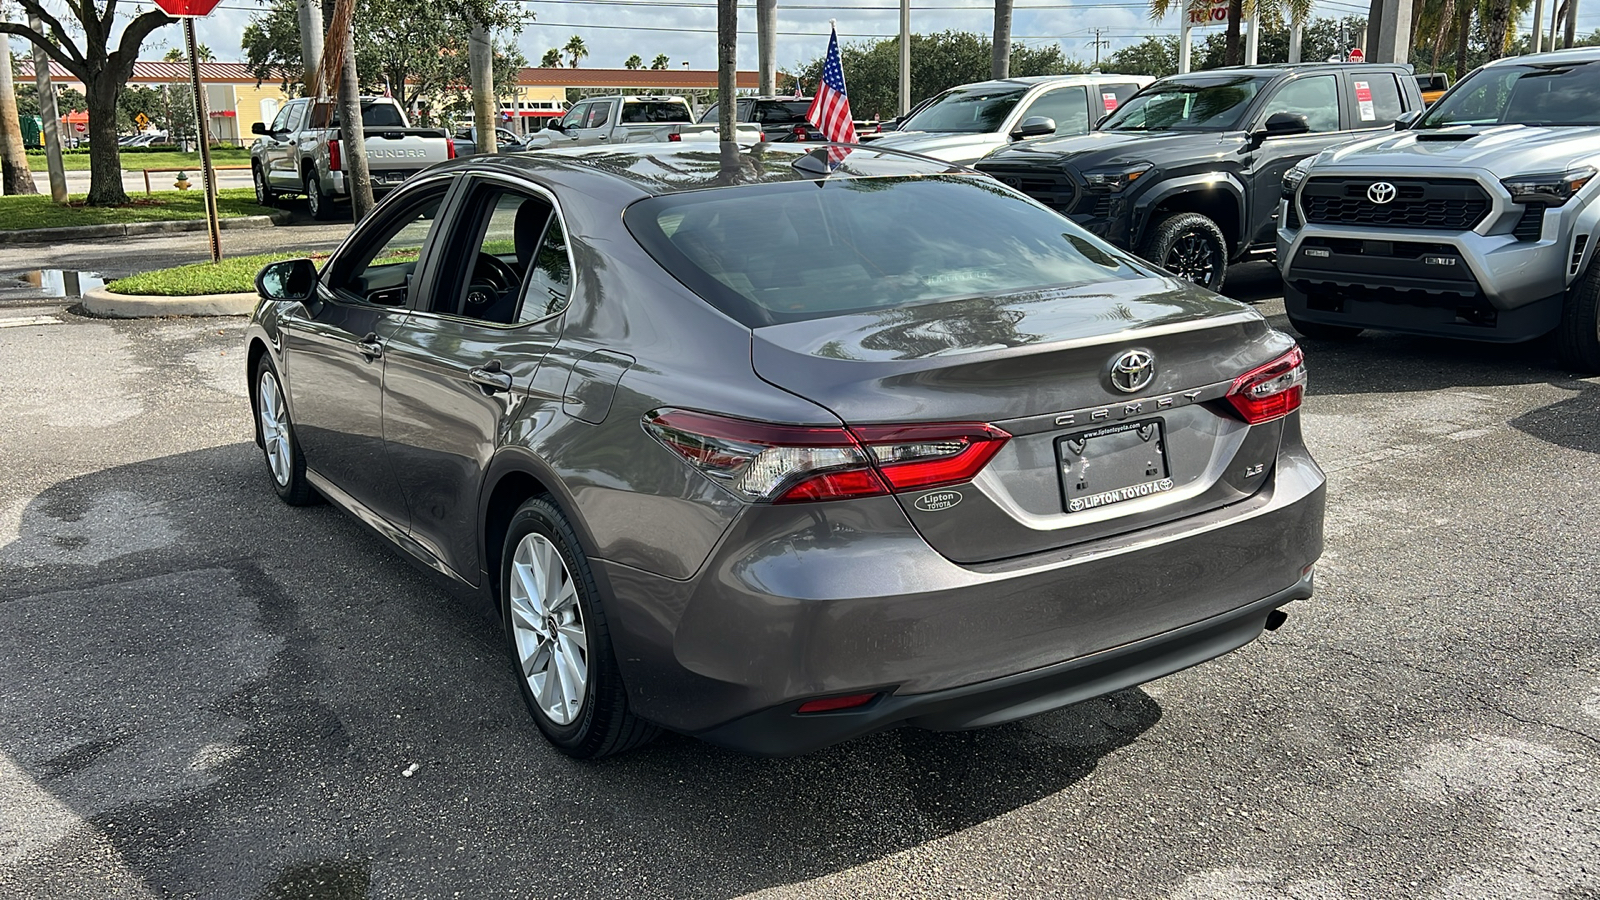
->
[1482,46,1600,67]
[453,142,972,200]
[944,73,1150,92]
[1159,62,1410,79]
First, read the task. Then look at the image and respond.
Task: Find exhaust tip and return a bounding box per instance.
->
[1264,608,1289,632]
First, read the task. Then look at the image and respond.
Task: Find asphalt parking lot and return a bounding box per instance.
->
[1,254,1597,899]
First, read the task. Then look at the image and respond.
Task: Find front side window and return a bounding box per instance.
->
[1259,75,1340,133]
[433,186,573,326]
[626,175,1147,327]
[1420,61,1600,127]
[902,86,1028,133]
[558,103,589,131]
[1021,87,1089,135]
[326,190,445,305]
[1101,76,1266,131]
[270,101,297,133]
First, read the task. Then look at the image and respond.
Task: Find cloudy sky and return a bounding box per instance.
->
[63,0,1584,75]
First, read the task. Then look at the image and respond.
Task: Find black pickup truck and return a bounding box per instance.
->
[977,63,1426,291]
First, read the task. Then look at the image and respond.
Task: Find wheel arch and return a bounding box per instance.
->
[1135,175,1247,255]
[479,447,601,609]
[247,337,272,447]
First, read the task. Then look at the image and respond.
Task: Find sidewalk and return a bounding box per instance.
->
[31,167,255,195]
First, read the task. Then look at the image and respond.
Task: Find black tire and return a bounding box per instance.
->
[1555,259,1600,373]
[305,172,336,221]
[252,163,276,206]
[252,355,317,506]
[1140,212,1230,292]
[1286,311,1364,341]
[501,497,657,759]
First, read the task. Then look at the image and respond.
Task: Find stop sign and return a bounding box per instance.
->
[154,0,223,16]
[1347,47,1365,62]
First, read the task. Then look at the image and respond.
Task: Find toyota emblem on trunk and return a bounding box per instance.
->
[1109,349,1156,393]
[1367,181,1397,204]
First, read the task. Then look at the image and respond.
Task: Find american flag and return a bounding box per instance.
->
[806,23,856,162]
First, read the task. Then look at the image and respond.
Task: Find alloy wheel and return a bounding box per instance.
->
[508,533,589,726]
[1165,232,1219,287]
[257,370,291,487]
[254,168,267,204]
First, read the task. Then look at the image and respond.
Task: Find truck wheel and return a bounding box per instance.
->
[252,163,276,206]
[1287,310,1364,341]
[304,173,336,221]
[1556,259,1600,373]
[1140,212,1229,291]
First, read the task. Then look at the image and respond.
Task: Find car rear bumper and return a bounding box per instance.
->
[593,421,1324,753]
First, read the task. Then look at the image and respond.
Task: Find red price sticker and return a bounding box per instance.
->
[1354,80,1376,121]
[1102,92,1120,113]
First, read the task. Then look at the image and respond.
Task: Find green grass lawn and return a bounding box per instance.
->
[107,251,324,296]
[24,147,254,172]
[0,188,275,232]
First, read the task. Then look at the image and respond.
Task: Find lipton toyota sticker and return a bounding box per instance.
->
[1354,81,1376,122]
[1102,92,1120,113]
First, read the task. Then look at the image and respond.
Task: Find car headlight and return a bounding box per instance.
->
[1501,166,1596,206]
[1282,160,1313,200]
[1082,162,1152,193]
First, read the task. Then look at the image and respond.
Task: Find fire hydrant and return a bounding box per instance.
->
[174,171,191,191]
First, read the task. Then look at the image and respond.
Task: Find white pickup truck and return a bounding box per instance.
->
[522,95,760,149]
[250,97,454,220]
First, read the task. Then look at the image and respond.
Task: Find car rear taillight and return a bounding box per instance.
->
[792,125,810,140]
[667,132,682,142]
[643,409,1011,504]
[327,139,341,171]
[445,138,456,160]
[797,693,878,713]
[1225,346,1306,424]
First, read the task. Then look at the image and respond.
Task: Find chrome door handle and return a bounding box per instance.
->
[469,361,513,394]
[357,332,383,360]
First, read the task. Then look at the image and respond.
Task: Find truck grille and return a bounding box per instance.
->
[984,168,1078,213]
[1301,178,1491,230]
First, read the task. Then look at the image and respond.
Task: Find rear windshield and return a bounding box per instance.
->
[902,86,1027,133]
[318,102,407,128]
[1419,61,1600,127]
[625,175,1147,327]
[753,101,812,124]
[621,101,692,124]
[1100,75,1265,131]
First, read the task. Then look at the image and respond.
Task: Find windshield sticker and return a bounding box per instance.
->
[1102,92,1120,113]
[1354,81,1376,122]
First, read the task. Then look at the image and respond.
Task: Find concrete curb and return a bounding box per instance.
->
[0,211,291,246]
[81,287,259,319]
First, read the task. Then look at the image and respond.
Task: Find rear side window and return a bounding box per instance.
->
[621,101,692,124]
[625,175,1147,327]
[1099,83,1141,117]
[588,103,612,128]
[1351,74,1404,126]
[1022,87,1089,135]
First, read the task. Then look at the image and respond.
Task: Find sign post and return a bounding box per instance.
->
[1180,0,1229,74]
[155,0,225,262]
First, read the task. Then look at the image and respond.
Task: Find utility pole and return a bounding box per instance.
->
[717,0,736,143]
[469,23,497,155]
[899,0,910,115]
[1245,7,1260,64]
[28,14,66,203]
[1289,18,1304,62]
[295,0,323,94]
[1087,28,1110,68]
[757,0,776,95]
[1532,0,1546,51]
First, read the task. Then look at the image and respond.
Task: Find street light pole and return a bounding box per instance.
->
[899,0,910,115]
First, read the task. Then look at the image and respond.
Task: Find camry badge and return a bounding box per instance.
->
[1367,181,1397,204]
[1109,349,1156,394]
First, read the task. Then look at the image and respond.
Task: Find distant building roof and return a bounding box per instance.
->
[16,59,288,84]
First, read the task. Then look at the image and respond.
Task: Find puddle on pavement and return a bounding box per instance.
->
[14,269,106,298]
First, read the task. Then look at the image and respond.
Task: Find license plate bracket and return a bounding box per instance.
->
[1057,419,1173,513]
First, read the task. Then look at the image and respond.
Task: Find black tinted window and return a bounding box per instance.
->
[1422,61,1600,127]
[622,101,691,123]
[1352,74,1404,126]
[625,175,1147,327]
[1102,76,1265,131]
[1260,75,1339,132]
[754,101,811,125]
[521,218,572,322]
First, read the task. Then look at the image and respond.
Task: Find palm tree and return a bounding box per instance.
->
[625,54,643,70]
[163,44,216,63]
[564,35,589,68]
[540,49,564,68]
[993,0,1014,78]
[651,54,671,70]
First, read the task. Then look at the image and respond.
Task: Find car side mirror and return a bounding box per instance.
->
[547,121,565,132]
[1394,109,1422,131]
[251,122,269,136]
[256,258,318,303]
[1013,116,1057,139]
[1260,111,1311,138]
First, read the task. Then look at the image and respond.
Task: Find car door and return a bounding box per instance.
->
[380,177,575,583]
[265,99,306,191]
[278,179,456,531]
[548,102,589,147]
[573,99,615,145]
[1246,74,1345,247]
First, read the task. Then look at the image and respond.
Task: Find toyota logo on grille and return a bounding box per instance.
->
[1109,349,1156,393]
[1367,181,1397,204]
[1000,176,1023,188]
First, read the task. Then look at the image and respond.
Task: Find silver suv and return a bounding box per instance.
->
[1278,48,1600,370]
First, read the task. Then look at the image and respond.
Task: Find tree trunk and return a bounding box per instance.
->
[1226,0,1243,66]
[757,0,776,95]
[1454,3,1472,75]
[992,0,1014,79]
[1483,0,1512,60]
[469,23,497,155]
[0,45,37,196]
[718,0,736,142]
[336,26,374,219]
[85,79,127,205]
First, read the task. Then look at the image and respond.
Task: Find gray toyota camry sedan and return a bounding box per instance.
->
[246,143,1325,758]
